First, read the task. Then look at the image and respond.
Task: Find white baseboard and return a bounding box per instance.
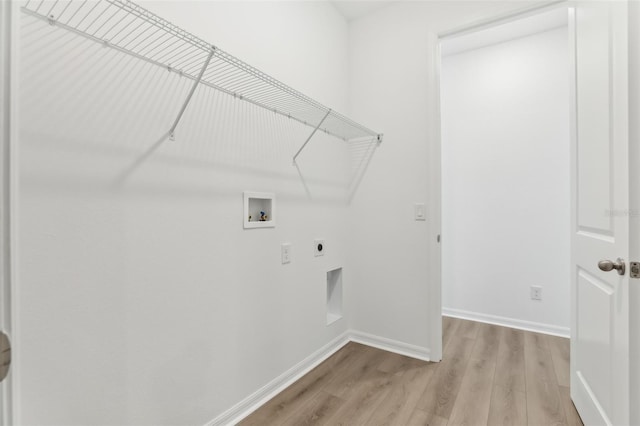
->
[349,330,431,361]
[206,330,431,426]
[206,331,351,426]
[442,307,570,338]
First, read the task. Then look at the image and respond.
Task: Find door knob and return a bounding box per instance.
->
[598,258,626,275]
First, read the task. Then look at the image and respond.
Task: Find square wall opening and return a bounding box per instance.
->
[327,267,343,325]
[243,192,275,229]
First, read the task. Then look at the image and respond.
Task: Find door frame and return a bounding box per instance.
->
[430,0,571,362]
[1,0,19,424]
[630,4,640,424]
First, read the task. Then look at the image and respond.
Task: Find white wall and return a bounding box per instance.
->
[16,1,351,424]
[347,1,533,358]
[441,27,570,334]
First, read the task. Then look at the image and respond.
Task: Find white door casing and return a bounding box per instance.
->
[0,1,9,424]
[570,2,630,425]
[0,0,16,424]
[0,2,5,424]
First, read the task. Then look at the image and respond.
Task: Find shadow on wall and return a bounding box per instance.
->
[19,12,379,203]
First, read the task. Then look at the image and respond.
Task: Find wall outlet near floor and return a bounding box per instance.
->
[314,239,325,257]
[281,243,291,264]
[530,285,542,301]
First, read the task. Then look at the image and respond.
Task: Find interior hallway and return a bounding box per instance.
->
[241,317,582,425]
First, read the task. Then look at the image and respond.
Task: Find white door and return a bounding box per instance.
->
[570,2,630,425]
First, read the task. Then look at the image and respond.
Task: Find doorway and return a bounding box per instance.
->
[436,2,633,424]
[439,7,571,337]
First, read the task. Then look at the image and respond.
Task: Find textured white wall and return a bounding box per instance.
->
[441,27,570,333]
[16,1,350,424]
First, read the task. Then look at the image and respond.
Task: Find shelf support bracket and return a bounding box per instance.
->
[168,47,216,141]
[292,109,331,164]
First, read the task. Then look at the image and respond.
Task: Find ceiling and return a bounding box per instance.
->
[330,1,396,21]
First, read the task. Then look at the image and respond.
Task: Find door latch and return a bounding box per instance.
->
[631,262,640,279]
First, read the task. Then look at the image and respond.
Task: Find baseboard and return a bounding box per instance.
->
[206,330,431,425]
[207,331,350,426]
[349,330,431,361]
[442,307,570,338]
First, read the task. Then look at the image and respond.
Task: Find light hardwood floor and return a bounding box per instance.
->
[239,317,583,425]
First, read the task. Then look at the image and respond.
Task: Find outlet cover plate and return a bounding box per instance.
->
[281,243,291,264]
[530,285,542,301]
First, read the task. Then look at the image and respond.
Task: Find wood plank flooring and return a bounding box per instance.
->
[239,317,583,425]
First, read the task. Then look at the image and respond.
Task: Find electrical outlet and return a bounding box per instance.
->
[281,243,291,264]
[314,239,325,257]
[530,285,542,301]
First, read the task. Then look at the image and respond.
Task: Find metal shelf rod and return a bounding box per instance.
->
[292,109,331,164]
[169,47,215,141]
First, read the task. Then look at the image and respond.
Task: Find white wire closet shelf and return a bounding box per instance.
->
[22,0,383,162]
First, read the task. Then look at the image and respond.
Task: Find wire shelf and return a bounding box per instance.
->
[22,0,383,148]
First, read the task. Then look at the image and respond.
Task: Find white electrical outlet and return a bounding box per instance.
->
[314,239,325,257]
[281,243,291,264]
[530,285,542,301]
